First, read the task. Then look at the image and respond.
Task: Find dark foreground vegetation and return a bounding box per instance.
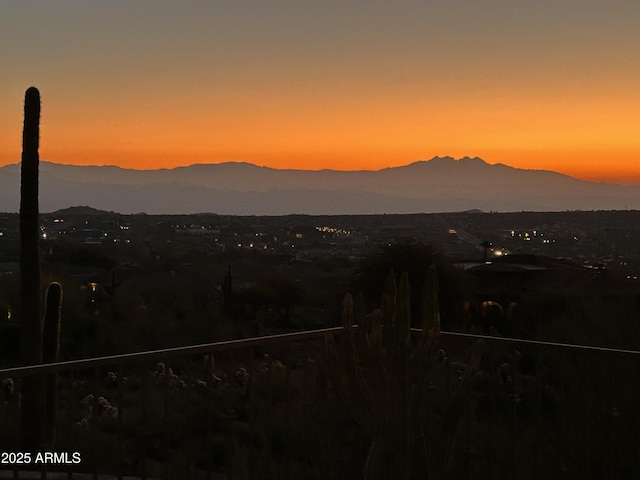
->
[0,208,639,479]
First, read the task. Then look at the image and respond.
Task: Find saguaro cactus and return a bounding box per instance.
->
[19,86,45,448]
[20,86,42,365]
[326,267,484,480]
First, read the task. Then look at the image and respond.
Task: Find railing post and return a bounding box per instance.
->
[140,362,148,480]
[584,355,590,479]
[534,347,541,480]
[116,363,125,480]
[510,349,519,480]
[488,349,496,480]
[637,356,640,478]
[157,360,167,480]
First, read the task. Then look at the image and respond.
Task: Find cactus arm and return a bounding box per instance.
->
[43,282,63,446]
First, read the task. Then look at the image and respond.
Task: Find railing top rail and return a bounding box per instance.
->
[0,326,345,377]
[2,327,639,377]
[438,330,640,356]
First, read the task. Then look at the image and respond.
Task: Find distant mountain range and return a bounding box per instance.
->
[0,157,638,215]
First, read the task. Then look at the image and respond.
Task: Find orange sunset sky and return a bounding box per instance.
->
[2,2,640,184]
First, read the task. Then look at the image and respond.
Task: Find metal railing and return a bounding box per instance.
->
[1,328,639,480]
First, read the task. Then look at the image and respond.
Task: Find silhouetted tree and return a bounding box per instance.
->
[103,268,123,320]
[480,240,492,263]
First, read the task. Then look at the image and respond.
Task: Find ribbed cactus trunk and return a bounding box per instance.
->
[42,282,63,446]
[326,267,484,480]
[20,86,45,448]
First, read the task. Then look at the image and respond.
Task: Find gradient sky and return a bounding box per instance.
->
[2,1,640,183]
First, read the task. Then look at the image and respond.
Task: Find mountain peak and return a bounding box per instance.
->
[1,158,637,214]
[406,156,490,169]
[458,156,487,164]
